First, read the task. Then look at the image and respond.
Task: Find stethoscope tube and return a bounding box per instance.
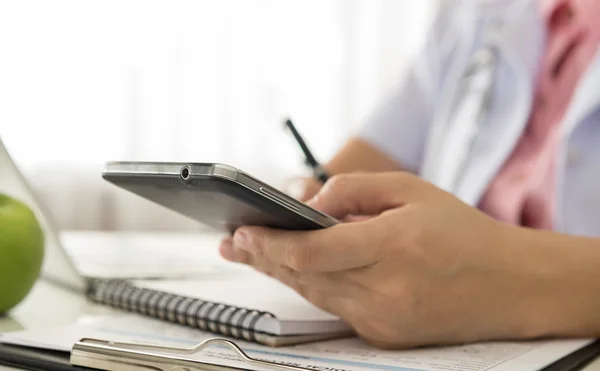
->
[429,0,536,193]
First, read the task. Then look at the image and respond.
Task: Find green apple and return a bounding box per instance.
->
[0,193,44,315]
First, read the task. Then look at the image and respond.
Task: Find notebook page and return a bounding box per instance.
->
[132,265,349,336]
[1,315,593,371]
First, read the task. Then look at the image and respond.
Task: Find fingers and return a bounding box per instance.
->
[231,223,385,273]
[219,238,349,317]
[307,172,431,218]
[282,177,323,201]
[226,172,427,274]
[342,215,375,223]
[219,237,252,264]
[219,238,368,293]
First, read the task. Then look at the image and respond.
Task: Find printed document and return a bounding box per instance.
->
[1,314,593,371]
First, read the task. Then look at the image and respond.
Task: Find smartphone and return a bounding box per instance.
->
[102,162,338,232]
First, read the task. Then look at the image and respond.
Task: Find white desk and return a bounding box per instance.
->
[0,279,115,370]
[1,231,600,370]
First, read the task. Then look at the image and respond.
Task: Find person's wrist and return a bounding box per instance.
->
[467,222,536,339]
[502,227,600,340]
[501,226,561,339]
[474,223,568,340]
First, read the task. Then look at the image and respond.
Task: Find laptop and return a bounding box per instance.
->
[0,136,226,293]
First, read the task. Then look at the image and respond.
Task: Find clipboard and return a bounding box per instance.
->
[1,337,600,371]
[69,337,313,371]
[67,337,600,371]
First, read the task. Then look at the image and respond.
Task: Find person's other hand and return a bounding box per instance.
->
[282,176,323,202]
[219,173,545,349]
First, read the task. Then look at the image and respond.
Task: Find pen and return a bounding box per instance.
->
[284,118,330,184]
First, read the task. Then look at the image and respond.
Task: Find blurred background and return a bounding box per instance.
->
[0,0,437,231]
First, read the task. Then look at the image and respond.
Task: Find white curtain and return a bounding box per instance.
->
[0,0,436,230]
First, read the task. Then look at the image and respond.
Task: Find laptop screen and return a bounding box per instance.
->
[0,137,86,292]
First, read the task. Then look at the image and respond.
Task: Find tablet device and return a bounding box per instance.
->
[102,162,338,232]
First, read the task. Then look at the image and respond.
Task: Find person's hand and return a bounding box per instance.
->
[219,172,551,349]
[282,176,323,201]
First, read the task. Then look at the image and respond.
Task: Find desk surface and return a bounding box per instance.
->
[1,231,600,371]
[0,279,113,370]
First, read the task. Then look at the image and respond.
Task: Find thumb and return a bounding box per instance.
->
[307,172,429,218]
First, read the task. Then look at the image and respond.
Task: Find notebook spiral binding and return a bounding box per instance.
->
[87,280,275,343]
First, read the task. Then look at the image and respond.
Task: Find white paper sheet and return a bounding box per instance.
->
[0,314,593,371]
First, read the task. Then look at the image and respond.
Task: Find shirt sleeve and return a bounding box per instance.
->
[358,5,462,174]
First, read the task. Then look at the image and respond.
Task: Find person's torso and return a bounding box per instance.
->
[420,0,600,236]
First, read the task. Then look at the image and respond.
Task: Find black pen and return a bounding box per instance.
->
[284,118,330,184]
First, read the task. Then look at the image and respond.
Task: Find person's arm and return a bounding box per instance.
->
[222,172,600,348]
[508,227,600,338]
[326,137,404,174]
[295,138,403,201]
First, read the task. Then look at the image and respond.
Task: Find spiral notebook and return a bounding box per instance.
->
[86,266,352,347]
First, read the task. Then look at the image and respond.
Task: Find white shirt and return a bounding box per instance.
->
[359,0,600,237]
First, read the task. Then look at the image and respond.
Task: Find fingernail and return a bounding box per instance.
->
[234,229,257,253]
